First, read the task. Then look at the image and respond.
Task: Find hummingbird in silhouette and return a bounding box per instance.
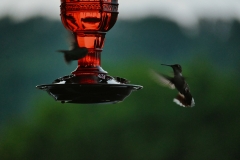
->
[150,64,195,107]
[57,33,88,64]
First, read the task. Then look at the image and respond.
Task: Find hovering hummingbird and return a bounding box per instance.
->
[57,33,88,64]
[150,64,195,107]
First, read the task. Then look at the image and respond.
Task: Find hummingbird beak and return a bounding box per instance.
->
[161,64,173,67]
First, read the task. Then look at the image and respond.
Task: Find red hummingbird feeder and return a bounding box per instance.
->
[37,0,142,104]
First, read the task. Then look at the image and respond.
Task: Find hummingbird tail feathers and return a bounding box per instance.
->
[63,53,72,64]
[173,93,195,107]
[57,50,71,64]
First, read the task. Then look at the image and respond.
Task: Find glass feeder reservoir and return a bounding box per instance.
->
[37,0,143,104]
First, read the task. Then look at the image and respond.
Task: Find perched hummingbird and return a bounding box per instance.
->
[151,64,195,107]
[57,33,88,64]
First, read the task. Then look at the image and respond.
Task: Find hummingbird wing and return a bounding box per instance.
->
[150,69,175,89]
[68,32,79,50]
[57,32,88,64]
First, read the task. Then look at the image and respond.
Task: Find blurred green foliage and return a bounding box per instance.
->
[1,60,240,160]
[0,17,240,159]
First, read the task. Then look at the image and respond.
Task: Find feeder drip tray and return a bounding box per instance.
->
[37,75,142,104]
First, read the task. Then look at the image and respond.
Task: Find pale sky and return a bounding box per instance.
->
[1,0,240,28]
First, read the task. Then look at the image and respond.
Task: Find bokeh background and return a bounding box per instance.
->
[1,0,240,159]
